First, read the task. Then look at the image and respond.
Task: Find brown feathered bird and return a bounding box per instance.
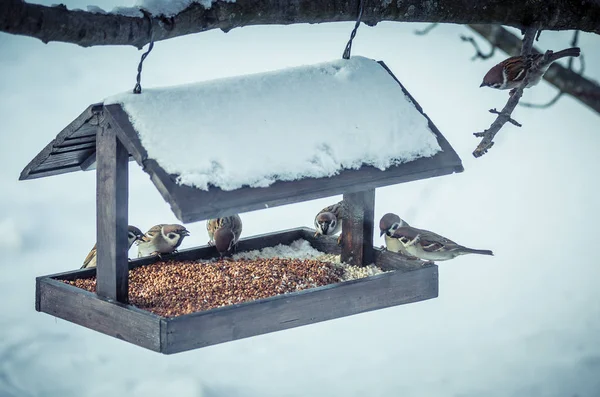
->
[314,201,345,244]
[379,213,493,261]
[81,225,144,269]
[480,47,580,91]
[206,215,243,256]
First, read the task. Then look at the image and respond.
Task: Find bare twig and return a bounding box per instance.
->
[520,91,564,109]
[460,25,500,60]
[414,23,439,35]
[488,108,523,126]
[520,30,585,109]
[460,35,496,60]
[472,27,539,158]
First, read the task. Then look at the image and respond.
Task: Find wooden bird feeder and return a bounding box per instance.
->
[20,57,463,354]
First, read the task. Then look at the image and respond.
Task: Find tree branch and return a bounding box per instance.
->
[472,27,539,158]
[468,24,600,115]
[2,0,600,49]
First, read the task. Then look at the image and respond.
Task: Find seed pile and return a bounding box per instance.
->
[67,258,345,317]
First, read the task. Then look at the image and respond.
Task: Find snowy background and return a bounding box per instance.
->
[1,1,599,396]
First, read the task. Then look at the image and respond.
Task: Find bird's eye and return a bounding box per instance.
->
[168,233,177,239]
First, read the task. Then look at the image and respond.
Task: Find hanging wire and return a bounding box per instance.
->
[342,0,366,59]
[133,12,155,94]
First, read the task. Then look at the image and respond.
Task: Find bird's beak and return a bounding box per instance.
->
[379,229,385,237]
[183,230,190,236]
[479,82,485,88]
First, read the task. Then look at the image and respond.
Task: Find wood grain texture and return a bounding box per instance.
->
[96,123,129,303]
[164,264,438,354]
[341,189,375,267]
[36,277,162,352]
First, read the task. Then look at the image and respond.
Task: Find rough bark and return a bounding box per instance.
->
[469,24,600,115]
[1,0,600,49]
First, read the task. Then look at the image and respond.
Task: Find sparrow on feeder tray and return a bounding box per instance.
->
[314,200,345,245]
[379,213,416,259]
[379,213,493,262]
[206,215,243,256]
[480,47,580,93]
[137,224,190,258]
[81,225,144,269]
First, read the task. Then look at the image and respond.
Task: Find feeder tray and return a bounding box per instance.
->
[21,57,463,354]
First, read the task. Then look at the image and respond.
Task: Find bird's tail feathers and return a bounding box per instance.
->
[460,247,494,256]
[550,47,580,61]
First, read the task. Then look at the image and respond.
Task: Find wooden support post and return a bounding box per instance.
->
[341,189,375,267]
[96,121,129,303]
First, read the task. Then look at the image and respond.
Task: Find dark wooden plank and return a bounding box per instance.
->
[51,143,96,154]
[55,135,96,147]
[19,104,101,180]
[164,264,438,354]
[37,277,162,352]
[96,123,129,303]
[341,189,375,267]
[80,152,97,171]
[25,164,89,179]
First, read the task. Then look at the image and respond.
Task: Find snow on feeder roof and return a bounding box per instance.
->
[21,56,465,354]
[20,56,463,223]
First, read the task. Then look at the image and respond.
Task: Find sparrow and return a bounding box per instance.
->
[379,213,414,258]
[314,200,344,244]
[136,224,190,258]
[206,215,243,256]
[81,225,144,269]
[480,47,580,91]
[380,213,493,262]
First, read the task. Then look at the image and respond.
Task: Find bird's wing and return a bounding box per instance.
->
[392,227,460,253]
[206,219,218,240]
[140,224,163,242]
[82,244,97,269]
[318,201,345,219]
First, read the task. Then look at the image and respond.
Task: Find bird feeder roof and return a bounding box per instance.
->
[20,57,463,223]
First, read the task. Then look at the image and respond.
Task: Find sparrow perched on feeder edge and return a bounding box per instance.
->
[480,47,580,93]
[380,213,493,262]
[314,200,345,245]
[206,215,243,257]
[81,225,144,269]
[136,224,190,258]
[379,213,416,259]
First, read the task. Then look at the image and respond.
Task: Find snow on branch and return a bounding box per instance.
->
[2,0,600,49]
[472,27,539,158]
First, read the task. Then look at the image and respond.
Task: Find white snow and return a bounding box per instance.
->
[110,0,237,18]
[4,19,600,397]
[230,239,386,281]
[106,56,441,191]
[231,239,323,261]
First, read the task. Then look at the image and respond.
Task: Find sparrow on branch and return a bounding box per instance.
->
[480,47,580,92]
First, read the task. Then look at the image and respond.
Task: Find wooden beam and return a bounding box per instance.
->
[36,226,439,354]
[36,277,162,352]
[341,189,375,267]
[96,122,129,303]
[164,264,438,354]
